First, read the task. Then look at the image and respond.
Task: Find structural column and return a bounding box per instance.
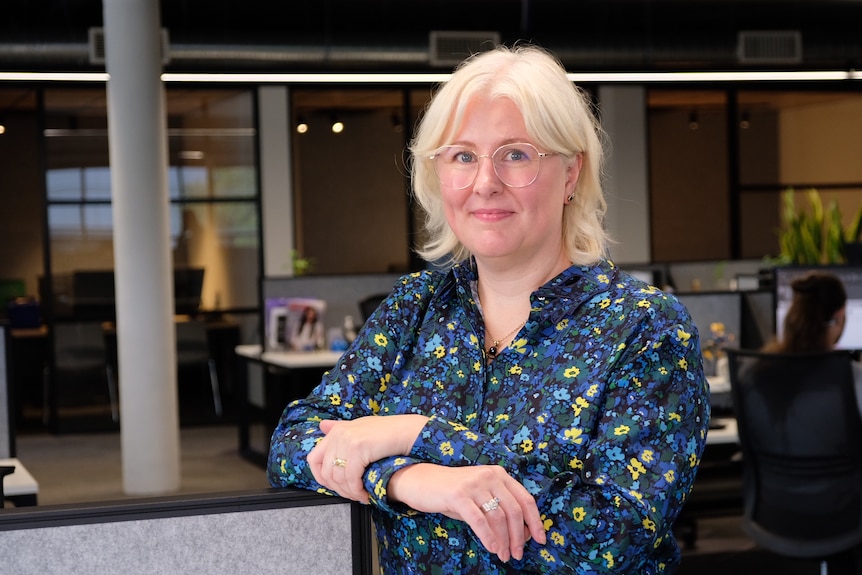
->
[103,0,180,495]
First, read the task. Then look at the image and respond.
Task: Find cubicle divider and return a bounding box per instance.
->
[261,272,404,347]
[0,322,11,457]
[0,488,374,575]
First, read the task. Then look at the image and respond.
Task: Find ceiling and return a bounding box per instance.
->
[2,1,862,73]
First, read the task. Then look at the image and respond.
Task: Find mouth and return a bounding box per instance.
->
[471,208,513,222]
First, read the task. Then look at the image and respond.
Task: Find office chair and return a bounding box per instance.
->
[52,322,119,423]
[175,320,222,416]
[727,348,862,574]
[358,293,388,323]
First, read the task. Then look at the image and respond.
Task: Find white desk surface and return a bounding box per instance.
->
[0,458,39,496]
[705,417,738,445]
[235,344,343,369]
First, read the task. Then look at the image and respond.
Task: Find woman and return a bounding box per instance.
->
[269,44,709,573]
[766,271,848,354]
[766,270,862,410]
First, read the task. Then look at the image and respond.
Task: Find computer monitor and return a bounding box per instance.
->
[773,265,862,351]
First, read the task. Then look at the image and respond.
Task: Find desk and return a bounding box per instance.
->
[0,458,39,507]
[234,344,342,467]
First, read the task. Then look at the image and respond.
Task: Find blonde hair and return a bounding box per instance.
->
[410,44,609,265]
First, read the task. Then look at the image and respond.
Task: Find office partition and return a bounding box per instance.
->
[0,489,373,575]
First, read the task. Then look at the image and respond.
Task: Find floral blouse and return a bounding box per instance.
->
[268,258,710,574]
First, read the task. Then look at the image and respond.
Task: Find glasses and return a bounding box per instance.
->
[430,142,556,189]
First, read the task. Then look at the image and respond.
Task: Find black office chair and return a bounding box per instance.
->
[358,293,388,323]
[727,348,862,574]
[52,321,119,424]
[176,320,222,417]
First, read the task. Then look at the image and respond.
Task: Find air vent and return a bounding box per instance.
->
[88,27,171,66]
[737,31,802,64]
[429,31,500,67]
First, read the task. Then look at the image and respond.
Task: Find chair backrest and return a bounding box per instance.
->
[53,322,109,370]
[727,348,862,558]
[175,320,210,364]
[358,293,388,323]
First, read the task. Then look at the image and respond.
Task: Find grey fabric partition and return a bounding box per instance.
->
[0,488,373,575]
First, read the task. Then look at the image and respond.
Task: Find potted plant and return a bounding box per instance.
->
[776,188,862,265]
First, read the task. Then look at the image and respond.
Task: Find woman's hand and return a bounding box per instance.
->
[307,414,428,503]
[387,463,546,563]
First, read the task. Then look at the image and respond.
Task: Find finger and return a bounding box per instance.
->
[511,489,545,545]
[478,495,513,563]
[494,491,527,561]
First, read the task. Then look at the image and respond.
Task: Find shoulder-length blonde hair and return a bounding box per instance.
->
[410,44,609,266]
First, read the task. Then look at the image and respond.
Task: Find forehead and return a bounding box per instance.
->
[448,96,528,145]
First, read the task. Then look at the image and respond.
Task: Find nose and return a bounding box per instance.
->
[472,154,502,193]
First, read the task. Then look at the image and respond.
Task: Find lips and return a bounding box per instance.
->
[471,208,513,222]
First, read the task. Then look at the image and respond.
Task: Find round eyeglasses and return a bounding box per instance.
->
[430,142,556,190]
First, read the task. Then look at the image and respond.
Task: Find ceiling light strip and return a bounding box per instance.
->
[0,70,859,83]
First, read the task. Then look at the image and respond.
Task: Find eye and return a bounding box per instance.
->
[498,145,533,163]
[453,148,476,164]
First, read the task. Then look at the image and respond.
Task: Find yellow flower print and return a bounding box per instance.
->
[538,441,548,450]
[586,384,598,397]
[603,551,615,568]
[368,469,378,483]
[450,422,468,431]
[572,507,586,522]
[456,369,465,378]
[597,274,610,284]
[564,427,585,444]
[677,358,688,370]
[446,322,455,330]
[540,549,556,563]
[614,424,630,436]
[676,328,691,346]
[669,412,681,422]
[520,439,534,453]
[368,399,380,414]
[435,380,444,390]
[537,414,546,423]
[434,346,445,358]
[329,394,341,406]
[466,412,477,421]
[632,376,642,388]
[467,550,475,558]
[448,346,458,354]
[599,298,611,309]
[617,342,626,351]
[615,297,626,304]
[374,479,386,498]
[509,365,523,375]
[629,489,644,503]
[556,318,570,331]
[550,531,565,546]
[569,457,584,470]
[496,413,510,422]
[637,299,651,308]
[416,536,426,546]
[641,449,654,463]
[280,459,287,474]
[689,453,698,467]
[542,514,553,531]
[402,548,411,559]
[664,470,676,483]
[394,457,406,465]
[571,396,589,416]
[374,333,388,347]
[593,326,602,335]
[659,366,668,375]
[564,366,580,378]
[379,373,390,392]
[510,337,527,352]
[434,525,448,538]
[627,458,646,479]
[469,334,479,346]
[440,441,454,456]
[473,361,482,372]
[490,376,499,386]
[348,374,356,384]
[464,431,478,441]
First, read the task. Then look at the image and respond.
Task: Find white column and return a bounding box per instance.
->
[103,0,180,495]
[598,85,652,264]
[258,86,295,276]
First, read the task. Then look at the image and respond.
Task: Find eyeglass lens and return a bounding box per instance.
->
[432,143,545,189]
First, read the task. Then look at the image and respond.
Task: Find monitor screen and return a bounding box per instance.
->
[773,265,862,351]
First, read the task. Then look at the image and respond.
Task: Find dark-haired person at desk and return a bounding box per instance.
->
[764,270,862,413]
[288,305,325,352]
[268,44,709,573]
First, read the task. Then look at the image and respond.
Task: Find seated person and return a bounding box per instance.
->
[763,270,862,414]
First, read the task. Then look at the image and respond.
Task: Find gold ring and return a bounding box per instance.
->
[481,497,500,513]
[332,457,347,468]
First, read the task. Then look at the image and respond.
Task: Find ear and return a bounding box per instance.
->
[564,153,583,203]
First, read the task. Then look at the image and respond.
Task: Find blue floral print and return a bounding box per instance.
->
[269,258,710,574]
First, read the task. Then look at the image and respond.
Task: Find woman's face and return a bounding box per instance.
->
[828,305,847,347]
[439,96,580,265]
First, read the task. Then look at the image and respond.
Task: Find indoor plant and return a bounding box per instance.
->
[776,188,862,265]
